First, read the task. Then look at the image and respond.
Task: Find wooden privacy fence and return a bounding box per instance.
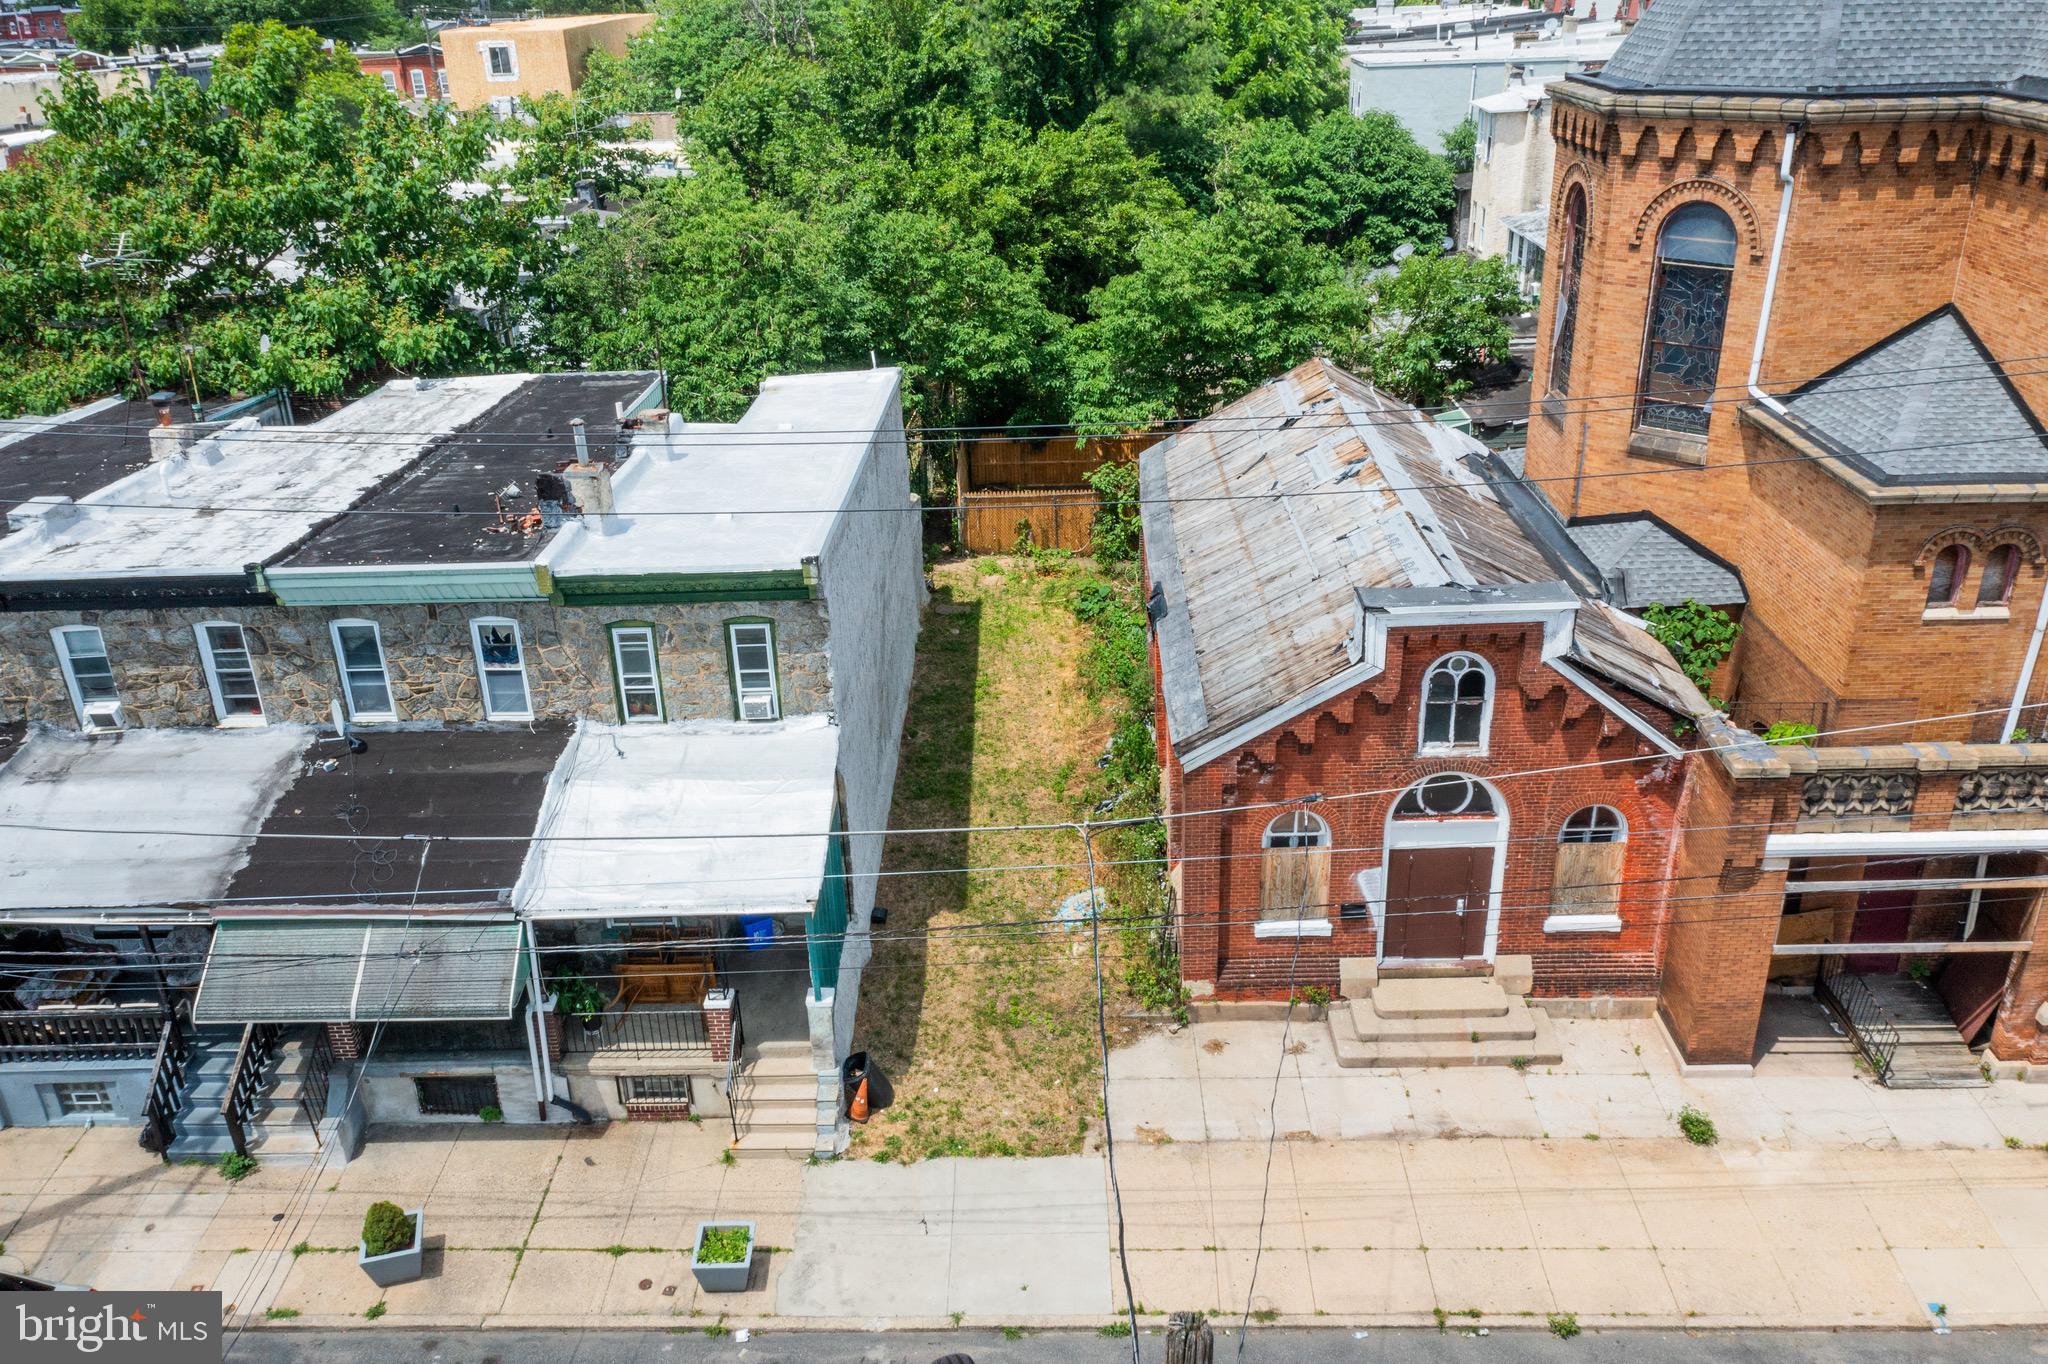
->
[963,431,1159,491]
[961,486,1100,553]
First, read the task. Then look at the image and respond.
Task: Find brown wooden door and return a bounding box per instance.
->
[1384,846,1494,960]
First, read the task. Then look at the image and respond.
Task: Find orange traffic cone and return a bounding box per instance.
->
[849,1075,871,1123]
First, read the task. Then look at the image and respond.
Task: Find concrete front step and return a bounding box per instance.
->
[730,1130,815,1160]
[1348,999,1542,1044]
[733,1073,817,1102]
[1330,1004,1562,1069]
[1369,976,1511,1019]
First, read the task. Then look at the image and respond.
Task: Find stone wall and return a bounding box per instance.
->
[0,599,831,730]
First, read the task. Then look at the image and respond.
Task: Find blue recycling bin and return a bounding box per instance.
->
[739,915,775,949]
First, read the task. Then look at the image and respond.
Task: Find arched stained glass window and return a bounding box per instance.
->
[1549,185,1588,396]
[1635,203,1738,436]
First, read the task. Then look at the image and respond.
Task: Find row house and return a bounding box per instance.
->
[0,367,923,1159]
[1521,0,2048,1078]
[351,42,448,103]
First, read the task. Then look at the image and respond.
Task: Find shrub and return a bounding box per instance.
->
[1677,1104,1717,1146]
[477,1104,504,1123]
[217,1153,258,1182]
[1085,459,1143,566]
[361,1202,417,1258]
[1643,600,1739,698]
[1762,720,1818,746]
[696,1224,752,1264]
[1548,1311,1580,1339]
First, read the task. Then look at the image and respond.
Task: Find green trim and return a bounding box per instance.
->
[604,620,667,724]
[267,564,548,607]
[551,568,815,606]
[808,802,849,994]
[722,616,782,722]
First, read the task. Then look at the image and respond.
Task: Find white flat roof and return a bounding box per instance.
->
[539,367,900,578]
[1350,27,1623,67]
[515,716,841,919]
[0,374,526,581]
[0,727,311,910]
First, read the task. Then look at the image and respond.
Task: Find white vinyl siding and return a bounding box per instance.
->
[195,622,265,725]
[470,618,533,720]
[330,620,395,722]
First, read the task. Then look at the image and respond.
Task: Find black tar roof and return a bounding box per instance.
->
[222,724,573,907]
[279,373,658,568]
[0,398,193,541]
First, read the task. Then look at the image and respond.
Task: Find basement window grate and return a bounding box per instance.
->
[413,1074,500,1116]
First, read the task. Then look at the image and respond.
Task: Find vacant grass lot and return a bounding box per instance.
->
[850,555,1133,1161]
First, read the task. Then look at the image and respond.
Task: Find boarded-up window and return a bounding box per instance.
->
[1261,810,1331,920]
[1554,806,1627,916]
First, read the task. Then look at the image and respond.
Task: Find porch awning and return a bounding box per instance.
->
[192,917,526,1025]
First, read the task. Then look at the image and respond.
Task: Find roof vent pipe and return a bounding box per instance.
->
[570,416,590,462]
[1745,126,1801,417]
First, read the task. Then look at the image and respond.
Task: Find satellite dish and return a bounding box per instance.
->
[1541,18,1562,36]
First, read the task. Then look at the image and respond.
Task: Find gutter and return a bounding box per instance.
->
[1745,124,1802,418]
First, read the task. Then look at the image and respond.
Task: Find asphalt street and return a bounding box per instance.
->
[227,1327,2048,1364]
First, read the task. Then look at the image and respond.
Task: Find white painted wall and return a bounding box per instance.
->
[1465,90,1555,258]
[813,373,925,1062]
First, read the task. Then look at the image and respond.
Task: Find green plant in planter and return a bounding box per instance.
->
[361,1202,417,1258]
[478,1105,504,1123]
[550,973,608,1020]
[696,1225,752,1265]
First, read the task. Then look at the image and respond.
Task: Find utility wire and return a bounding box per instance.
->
[1080,821,1142,1361]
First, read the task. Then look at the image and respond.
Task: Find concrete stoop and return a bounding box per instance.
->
[729,1044,824,1160]
[1328,957,1562,1069]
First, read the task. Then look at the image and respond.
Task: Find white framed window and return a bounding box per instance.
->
[330,619,395,722]
[436,70,449,96]
[1262,809,1330,850]
[1419,652,1493,752]
[610,625,664,723]
[726,621,780,721]
[617,1074,692,1105]
[50,1081,114,1115]
[1559,805,1627,844]
[470,618,533,720]
[380,70,398,92]
[52,625,119,728]
[195,622,264,726]
[409,68,428,98]
[482,41,517,80]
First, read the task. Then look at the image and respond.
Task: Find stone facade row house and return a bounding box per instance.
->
[0,368,923,1160]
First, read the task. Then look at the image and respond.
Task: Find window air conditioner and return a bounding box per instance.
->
[738,691,776,722]
[81,700,124,733]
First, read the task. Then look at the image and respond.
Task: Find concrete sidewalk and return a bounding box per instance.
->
[1110,1137,2048,1329]
[1109,1005,2048,1149]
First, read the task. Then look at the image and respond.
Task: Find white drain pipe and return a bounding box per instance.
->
[1745,125,1802,417]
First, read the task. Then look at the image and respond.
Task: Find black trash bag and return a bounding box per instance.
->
[842,1051,894,1120]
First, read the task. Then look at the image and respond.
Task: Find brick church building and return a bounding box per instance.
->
[1142,1,2048,1084]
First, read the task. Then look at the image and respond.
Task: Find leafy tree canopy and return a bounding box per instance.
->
[0,23,571,415]
[1357,250,1523,408]
[541,0,1453,435]
[71,0,420,54]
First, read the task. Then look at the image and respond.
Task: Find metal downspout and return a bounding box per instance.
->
[1745,125,1802,418]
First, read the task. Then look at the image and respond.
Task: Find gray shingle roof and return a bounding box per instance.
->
[1779,307,2048,487]
[1593,0,2048,97]
[1566,514,1746,609]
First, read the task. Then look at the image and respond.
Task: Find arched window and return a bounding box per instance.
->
[1548,184,1588,396]
[1420,653,1491,751]
[1260,809,1331,926]
[1392,772,1496,818]
[1978,544,2020,607]
[1559,805,1627,844]
[1926,544,1969,608]
[1263,809,1330,849]
[1635,203,1737,436]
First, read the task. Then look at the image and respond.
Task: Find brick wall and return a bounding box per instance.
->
[1528,96,2048,743]
[0,598,830,731]
[1162,622,1689,1002]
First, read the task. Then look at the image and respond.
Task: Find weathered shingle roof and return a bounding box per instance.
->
[1566,513,1746,609]
[1592,0,2048,97]
[1140,360,1709,766]
[1778,307,2048,487]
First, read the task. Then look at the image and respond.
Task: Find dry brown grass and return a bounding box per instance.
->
[849,556,1131,1162]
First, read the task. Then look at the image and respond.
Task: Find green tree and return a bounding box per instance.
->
[1065,199,1368,428]
[0,23,552,414]
[1222,111,1454,262]
[1358,250,1522,406]
[72,0,407,53]
[1212,0,1347,125]
[1439,115,1476,174]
